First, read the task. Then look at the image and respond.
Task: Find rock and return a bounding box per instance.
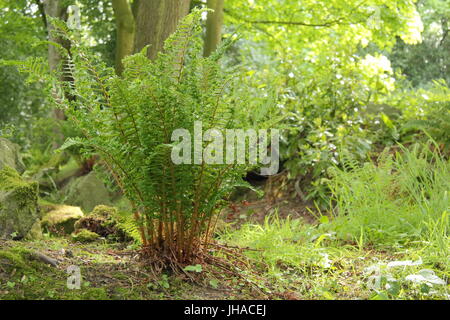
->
[41,204,84,235]
[71,229,100,243]
[0,246,35,274]
[0,166,40,239]
[0,138,25,174]
[25,219,43,240]
[75,205,134,242]
[63,171,112,212]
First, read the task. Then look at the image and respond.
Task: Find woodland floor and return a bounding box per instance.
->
[0,192,448,300]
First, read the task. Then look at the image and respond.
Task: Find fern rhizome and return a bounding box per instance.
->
[48,10,260,270]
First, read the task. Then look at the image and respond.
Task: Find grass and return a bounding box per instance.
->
[220,214,449,299]
[219,142,449,299]
[327,143,449,247]
[327,142,449,274]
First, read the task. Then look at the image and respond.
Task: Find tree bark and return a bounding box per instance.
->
[43,0,71,121]
[133,0,191,60]
[112,0,135,74]
[204,0,224,57]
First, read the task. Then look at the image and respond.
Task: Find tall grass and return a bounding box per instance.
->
[328,142,449,257]
[219,213,329,274]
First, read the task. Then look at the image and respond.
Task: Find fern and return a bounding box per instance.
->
[40,9,265,265]
[114,210,143,244]
[0,57,49,83]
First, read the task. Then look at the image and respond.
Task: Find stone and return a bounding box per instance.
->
[25,219,43,240]
[0,166,40,239]
[75,205,134,242]
[0,138,25,174]
[63,171,112,212]
[41,204,84,235]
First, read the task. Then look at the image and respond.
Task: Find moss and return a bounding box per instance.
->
[0,165,20,188]
[0,239,235,300]
[71,229,100,243]
[0,166,40,239]
[0,247,35,274]
[91,205,118,218]
[78,287,109,300]
[0,138,25,173]
[0,166,38,199]
[41,205,84,235]
[0,250,31,272]
[74,205,133,242]
[25,219,43,240]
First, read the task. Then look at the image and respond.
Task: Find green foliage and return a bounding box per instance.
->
[113,209,143,244]
[77,0,116,67]
[223,0,425,205]
[389,0,450,87]
[394,81,450,148]
[0,0,49,145]
[222,210,449,299]
[74,205,139,243]
[327,142,450,252]
[0,0,115,151]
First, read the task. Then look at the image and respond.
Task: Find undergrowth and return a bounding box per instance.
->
[327,142,449,261]
[221,142,449,299]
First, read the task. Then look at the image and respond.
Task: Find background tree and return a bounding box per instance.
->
[133,0,191,59]
[389,0,450,87]
[111,0,135,74]
[43,0,73,120]
[204,0,224,57]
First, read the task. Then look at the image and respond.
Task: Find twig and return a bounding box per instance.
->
[31,252,59,267]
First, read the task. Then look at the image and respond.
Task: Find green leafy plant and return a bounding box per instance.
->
[36,10,264,269]
[396,81,450,149]
[183,264,203,273]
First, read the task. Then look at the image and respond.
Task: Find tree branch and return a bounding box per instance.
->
[34,0,47,29]
[224,0,370,28]
[224,8,346,28]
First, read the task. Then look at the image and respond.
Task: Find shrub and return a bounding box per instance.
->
[41,10,265,267]
[397,81,450,149]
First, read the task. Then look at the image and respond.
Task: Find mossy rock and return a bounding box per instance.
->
[41,205,84,235]
[71,229,100,243]
[0,166,40,240]
[75,205,134,242]
[0,246,35,274]
[0,246,53,276]
[25,219,43,240]
[63,171,113,212]
[0,138,25,174]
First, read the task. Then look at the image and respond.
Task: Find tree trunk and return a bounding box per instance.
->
[112,0,135,74]
[204,0,224,57]
[43,0,71,121]
[133,0,191,60]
